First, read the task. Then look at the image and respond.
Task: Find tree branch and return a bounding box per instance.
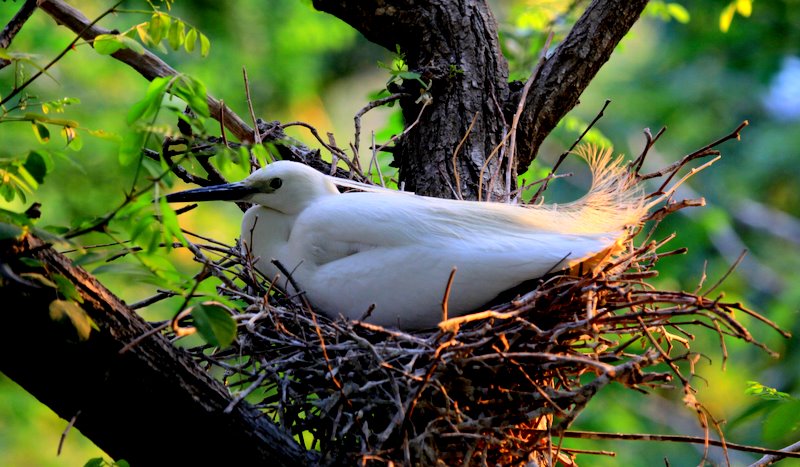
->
[515,0,650,169]
[0,0,38,69]
[36,0,256,143]
[0,235,312,466]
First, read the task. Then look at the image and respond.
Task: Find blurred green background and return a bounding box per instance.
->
[1,0,798,465]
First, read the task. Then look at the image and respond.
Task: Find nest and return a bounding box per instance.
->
[155,123,784,466]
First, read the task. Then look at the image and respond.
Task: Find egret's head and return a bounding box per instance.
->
[166,161,339,214]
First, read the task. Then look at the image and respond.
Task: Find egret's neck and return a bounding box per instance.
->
[241,205,296,280]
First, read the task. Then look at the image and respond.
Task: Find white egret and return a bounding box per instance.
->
[167,147,647,329]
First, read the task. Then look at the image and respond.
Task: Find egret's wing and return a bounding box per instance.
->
[290,192,620,271]
[288,192,624,328]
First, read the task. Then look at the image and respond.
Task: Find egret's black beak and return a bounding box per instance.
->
[166,182,256,203]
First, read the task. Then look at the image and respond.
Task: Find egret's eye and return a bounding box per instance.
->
[269,178,283,190]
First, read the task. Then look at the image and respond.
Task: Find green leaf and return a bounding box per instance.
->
[73,251,110,267]
[24,150,49,184]
[0,184,15,202]
[185,28,197,53]
[763,400,800,442]
[666,3,690,23]
[172,75,209,118]
[92,262,151,278]
[736,0,752,16]
[114,460,131,467]
[127,76,171,124]
[19,272,57,288]
[52,273,84,303]
[149,13,164,45]
[84,458,106,467]
[168,20,185,50]
[139,254,183,284]
[130,213,156,243]
[19,257,42,268]
[191,303,236,348]
[745,381,794,401]
[32,122,50,143]
[118,36,146,55]
[720,3,736,32]
[66,131,83,151]
[135,23,150,45]
[49,299,94,341]
[398,71,421,80]
[119,131,145,167]
[199,33,211,58]
[159,196,187,247]
[93,34,125,55]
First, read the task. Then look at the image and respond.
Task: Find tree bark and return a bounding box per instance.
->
[0,235,311,466]
[314,0,510,200]
[314,0,649,198]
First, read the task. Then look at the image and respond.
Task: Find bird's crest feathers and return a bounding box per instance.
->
[542,144,646,235]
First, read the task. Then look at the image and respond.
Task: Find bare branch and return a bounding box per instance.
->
[516,0,649,169]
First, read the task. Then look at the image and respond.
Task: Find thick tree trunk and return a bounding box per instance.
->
[0,235,311,466]
[314,0,510,200]
[314,0,649,198]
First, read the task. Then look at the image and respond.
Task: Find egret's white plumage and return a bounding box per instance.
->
[168,147,647,329]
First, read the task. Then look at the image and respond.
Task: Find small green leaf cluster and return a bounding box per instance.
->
[645,2,691,24]
[84,457,129,467]
[121,74,208,167]
[719,0,752,32]
[0,91,99,211]
[1,94,83,172]
[93,12,210,57]
[498,3,578,81]
[745,381,793,401]
[16,259,98,342]
[0,150,52,203]
[376,45,426,96]
[737,382,800,446]
[190,302,237,348]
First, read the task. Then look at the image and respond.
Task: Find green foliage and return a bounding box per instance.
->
[0,206,64,245]
[645,2,691,24]
[84,457,130,467]
[94,10,210,58]
[720,0,753,32]
[745,381,794,401]
[376,45,428,95]
[0,151,52,203]
[191,302,237,348]
[740,382,800,445]
[51,273,84,303]
[48,299,95,341]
